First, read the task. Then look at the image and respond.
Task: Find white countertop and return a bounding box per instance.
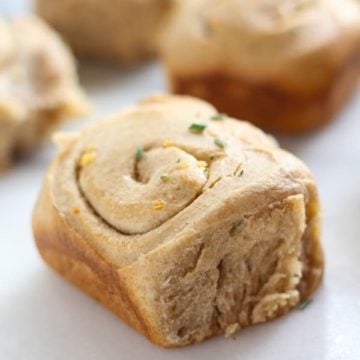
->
[1,2,360,359]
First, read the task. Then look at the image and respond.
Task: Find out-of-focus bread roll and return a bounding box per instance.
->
[0,16,89,172]
[160,0,360,133]
[36,0,173,63]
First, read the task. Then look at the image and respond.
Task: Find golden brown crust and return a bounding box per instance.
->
[33,175,154,342]
[33,174,323,347]
[168,49,360,134]
[34,172,209,347]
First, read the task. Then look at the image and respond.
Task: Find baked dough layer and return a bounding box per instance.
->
[160,0,360,133]
[36,0,172,63]
[33,94,324,347]
[0,16,89,172]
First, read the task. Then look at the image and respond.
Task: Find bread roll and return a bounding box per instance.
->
[32,94,324,347]
[0,16,89,172]
[160,0,360,133]
[36,0,173,63]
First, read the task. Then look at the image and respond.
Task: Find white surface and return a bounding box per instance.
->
[1,2,360,360]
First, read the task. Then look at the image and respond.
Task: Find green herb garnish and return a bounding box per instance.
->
[211,113,226,121]
[238,170,244,177]
[298,299,312,310]
[189,123,207,133]
[135,146,144,161]
[160,173,170,182]
[214,138,226,148]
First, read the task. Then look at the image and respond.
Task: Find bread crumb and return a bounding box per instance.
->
[163,139,174,148]
[225,323,240,338]
[79,151,95,168]
[196,160,208,168]
[179,162,189,169]
[153,200,166,211]
[71,207,80,215]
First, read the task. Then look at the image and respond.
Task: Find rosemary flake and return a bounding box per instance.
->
[160,173,170,182]
[298,299,312,310]
[189,123,207,133]
[135,146,144,161]
[214,138,226,148]
[211,113,226,121]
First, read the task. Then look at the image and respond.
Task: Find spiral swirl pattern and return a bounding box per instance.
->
[52,95,314,267]
[36,94,324,346]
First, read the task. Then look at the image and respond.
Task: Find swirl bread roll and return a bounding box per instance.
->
[160,0,360,134]
[33,94,324,347]
[36,0,173,63]
[0,16,89,172]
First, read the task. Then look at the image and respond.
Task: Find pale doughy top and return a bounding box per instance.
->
[160,0,360,82]
[50,95,317,268]
[0,16,88,124]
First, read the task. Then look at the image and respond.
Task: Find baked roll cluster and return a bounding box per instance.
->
[33,95,324,347]
[160,0,360,133]
[0,16,88,172]
[36,0,173,63]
